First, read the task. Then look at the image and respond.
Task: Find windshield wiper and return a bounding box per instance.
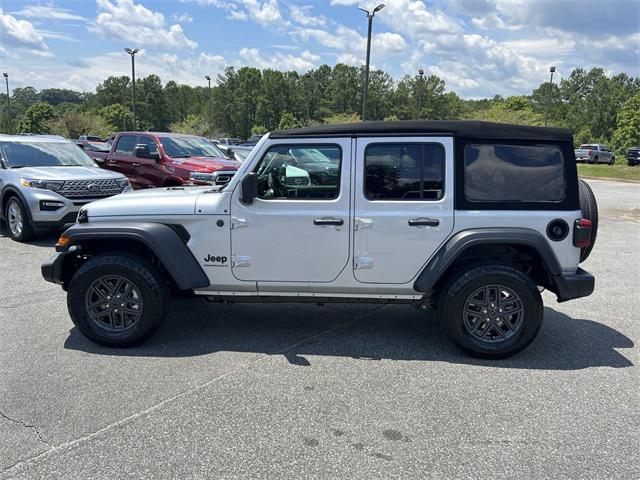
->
[9,165,26,169]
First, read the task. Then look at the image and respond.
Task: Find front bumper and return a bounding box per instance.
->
[41,246,78,287]
[552,268,595,302]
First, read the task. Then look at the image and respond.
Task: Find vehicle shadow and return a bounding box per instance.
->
[64,301,634,370]
[0,222,60,247]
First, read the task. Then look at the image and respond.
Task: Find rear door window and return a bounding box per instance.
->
[114,135,137,155]
[364,143,444,201]
[464,143,565,202]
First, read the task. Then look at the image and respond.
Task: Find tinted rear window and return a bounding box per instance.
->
[365,143,444,201]
[464,144,565,202]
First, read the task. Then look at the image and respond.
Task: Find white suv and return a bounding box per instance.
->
[42,121,597,358]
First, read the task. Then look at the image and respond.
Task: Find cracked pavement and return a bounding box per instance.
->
[1,179,638,479]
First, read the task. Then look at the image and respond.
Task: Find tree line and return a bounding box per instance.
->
[0,64,638,155]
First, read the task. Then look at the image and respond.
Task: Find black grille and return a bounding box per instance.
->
[58,179,124,199]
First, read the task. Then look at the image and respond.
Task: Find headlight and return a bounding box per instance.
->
[77,207,88,223]
[21,178,64,191]
[116,177,131,188]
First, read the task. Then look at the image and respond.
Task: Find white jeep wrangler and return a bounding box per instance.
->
[42,121,597,358]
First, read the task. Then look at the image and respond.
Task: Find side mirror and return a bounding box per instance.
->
[226,148,234,159]
[241,172,258,204]
[134,144,160,160]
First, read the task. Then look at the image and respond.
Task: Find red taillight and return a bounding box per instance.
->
[574,218,592,248]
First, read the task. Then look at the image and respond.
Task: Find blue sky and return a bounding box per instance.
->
[0,0,638,98]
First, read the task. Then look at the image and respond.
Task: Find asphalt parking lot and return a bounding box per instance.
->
[1,179,638,479]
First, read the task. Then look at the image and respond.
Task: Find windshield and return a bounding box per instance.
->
[159,136,225,158]
[1,141,97,168]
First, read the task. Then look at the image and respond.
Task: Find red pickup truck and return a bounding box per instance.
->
[96,132,241,189]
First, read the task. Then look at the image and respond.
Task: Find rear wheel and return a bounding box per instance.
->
[67,253,170,347]
[578,178,598,262]
[439,265,543,359]
[4,197,33,242]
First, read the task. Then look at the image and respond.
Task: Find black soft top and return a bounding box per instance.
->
[272,120,572,142]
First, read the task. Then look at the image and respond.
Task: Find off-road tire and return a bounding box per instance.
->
[4,196,34,242]
[67,252,170,347]
[439,265,543,359]
[578,178,598,262]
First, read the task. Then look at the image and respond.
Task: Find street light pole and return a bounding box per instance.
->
[205,75,212,137]
[544,66,556,127]
[3,73,10,133]
[417,68,424,118]
[124,48,139,130]
[359,3,385,122]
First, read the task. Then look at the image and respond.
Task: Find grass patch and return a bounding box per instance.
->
[577,163,640,181]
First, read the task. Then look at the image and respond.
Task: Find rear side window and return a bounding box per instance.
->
[464,144,565,202]
[114,135,137,155]
[365,143,444,201]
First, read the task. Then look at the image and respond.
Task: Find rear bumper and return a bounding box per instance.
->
[552,268,595,302]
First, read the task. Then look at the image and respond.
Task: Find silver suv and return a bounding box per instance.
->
[0,135,131,242]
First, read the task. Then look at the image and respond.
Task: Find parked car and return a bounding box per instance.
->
[78,135,105,143]
[226,145,254,162]
[574,144,615,164]
[97,132,241,189]
[78,141,111,163]
[626,146,640,166]
[42,120,596,359]
[217,137,244,147]
[0,134,131,242]
[240,134,264,147]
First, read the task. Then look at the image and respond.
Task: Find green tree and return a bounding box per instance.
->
[99,104,133,131]
[251,125,268,136]
[48,111,111,138]
[18,102,54,134]
[136,74,168,131]
[169,114,208,136]
[278,111,300,130]
[612,93,640,154]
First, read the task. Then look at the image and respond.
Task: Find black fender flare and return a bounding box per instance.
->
[55,221,209,290]
[413,228,562,293]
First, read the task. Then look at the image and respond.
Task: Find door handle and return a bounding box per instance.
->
[314,218,344,226]
[408,218,440,227]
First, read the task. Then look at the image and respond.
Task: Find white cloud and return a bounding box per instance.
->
[173,13,194,23]
[289,5,327,26]
[11,5,87,21]
[91,0,197,50]
[188,0,285,26]
[0,8,48,52]
[238,47,320,72]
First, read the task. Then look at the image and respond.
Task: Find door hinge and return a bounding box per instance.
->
[354,218,373,231]
[354,256,374,269]
[230,217,249,229]
[232,255,251,267]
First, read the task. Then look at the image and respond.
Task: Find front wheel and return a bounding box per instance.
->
[609,157,615,165]
[439,265,543,359]
[67,253,170,347]
[4,197,34,242]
